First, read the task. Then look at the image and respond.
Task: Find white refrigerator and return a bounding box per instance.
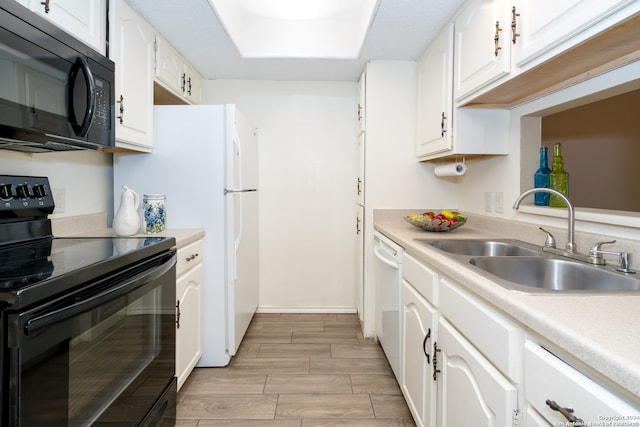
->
[114,104,259,367]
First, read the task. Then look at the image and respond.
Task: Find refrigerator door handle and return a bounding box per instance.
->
[224,189,257,195]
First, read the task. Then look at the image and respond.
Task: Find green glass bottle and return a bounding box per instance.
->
[549,142,569,207]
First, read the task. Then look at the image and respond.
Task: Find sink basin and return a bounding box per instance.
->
[418,239,542,257]
[470,257,640,293]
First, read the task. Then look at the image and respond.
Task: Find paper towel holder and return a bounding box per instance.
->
[434,157,467,178]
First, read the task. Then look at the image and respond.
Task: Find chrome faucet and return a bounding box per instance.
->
[513,188,576,252]
[513,188,635,273]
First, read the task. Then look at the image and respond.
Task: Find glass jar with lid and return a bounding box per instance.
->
[143,194,166,233]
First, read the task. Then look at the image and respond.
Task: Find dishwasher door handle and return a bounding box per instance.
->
[374,246,400,270]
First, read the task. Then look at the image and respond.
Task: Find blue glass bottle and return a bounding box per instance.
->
[534,147,551,206]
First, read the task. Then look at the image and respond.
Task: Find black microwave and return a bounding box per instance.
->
[0,1,114,153]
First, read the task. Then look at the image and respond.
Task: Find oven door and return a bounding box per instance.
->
[4,251,176,426]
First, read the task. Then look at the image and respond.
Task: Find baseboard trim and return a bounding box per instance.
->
[256,307,357,314]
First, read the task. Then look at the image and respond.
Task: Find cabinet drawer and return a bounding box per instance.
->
[525,342,640,424]
[176,239,204,276]
[403,253,438,306]
[439,278,522,382]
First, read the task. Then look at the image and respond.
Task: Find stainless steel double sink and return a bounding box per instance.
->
[416,238,640,294]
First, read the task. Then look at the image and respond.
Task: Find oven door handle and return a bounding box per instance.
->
[24,255,175,335]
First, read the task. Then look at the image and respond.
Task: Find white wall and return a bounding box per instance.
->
[204,80,358,312]
[0,150,112,219]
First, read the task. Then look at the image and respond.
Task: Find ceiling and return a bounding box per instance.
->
[125,0,466,82]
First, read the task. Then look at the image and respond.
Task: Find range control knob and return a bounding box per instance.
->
[16,184,31,199]
[32,184,47,198]
[0,183,13,200]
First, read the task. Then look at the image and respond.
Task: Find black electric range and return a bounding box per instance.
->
[0,175,177,426]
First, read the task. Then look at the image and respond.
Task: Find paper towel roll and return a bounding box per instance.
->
[434,162,467,177]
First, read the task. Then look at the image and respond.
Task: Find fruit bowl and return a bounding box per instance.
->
[404,210,467,232]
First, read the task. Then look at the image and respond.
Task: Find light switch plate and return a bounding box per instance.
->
[484,192,493,213]
[495,191,504,213]
[53,188,65,213]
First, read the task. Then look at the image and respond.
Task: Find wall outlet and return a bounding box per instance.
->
[484,192,493,213]
[53,188,65,213]
[495,191,504,213]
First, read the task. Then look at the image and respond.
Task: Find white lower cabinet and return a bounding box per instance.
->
[175,239,203,390]
[524,341,640,424]
[436,318,519,426]
[396,245,640,427]
[401,280,438,427]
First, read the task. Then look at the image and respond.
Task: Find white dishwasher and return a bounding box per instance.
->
[373,231,403,380]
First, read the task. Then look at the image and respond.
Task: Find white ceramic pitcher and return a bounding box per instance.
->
[113,185,141,236]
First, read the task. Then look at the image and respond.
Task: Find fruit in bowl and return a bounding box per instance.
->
[405,210,467,232]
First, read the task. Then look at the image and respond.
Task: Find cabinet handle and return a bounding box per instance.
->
[187,77,192,96]
[357,177,362,195]
[440,112,447,137]
[181,73,187,92]
[432,341,441,381]
[40,0,50,13]
[545,400,585,424]
[175,299,181,329]
[422,328,432,364]
[357,104,363,122]
[511,6,520,44]
[117,95,124,124]
[356,216,361,234]
[494,21,502,56]
[185,253,199,262]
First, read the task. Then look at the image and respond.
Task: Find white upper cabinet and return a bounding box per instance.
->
[512,0,636,67]
[155,35,204,104]
[109,0,155,151]
[453,0,640,104]
[416,24,454,159]
[453,0,511,101]
[17,0,107,54]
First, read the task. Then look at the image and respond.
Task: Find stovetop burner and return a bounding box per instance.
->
[0,238,54,289]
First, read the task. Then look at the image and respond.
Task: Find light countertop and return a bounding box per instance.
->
[51,212,204,248]
[374,210,640,402]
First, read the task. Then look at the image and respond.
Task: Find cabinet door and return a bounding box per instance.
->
[21,0,106,54]
[355,204,364,322]
[183,62,203,104]
[155,36,184,96]
[513,0,634,68]
[110,0,154,151]
[454,0,511,100]
[436,318,518,427]
[176,262,203,390]
[416,23,453,158]
[357,71,366,134]
[524,341,640,424]
[356,132,365,205]
[401,281,437,427]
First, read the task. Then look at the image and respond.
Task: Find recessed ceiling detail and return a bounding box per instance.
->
[208,0,379,59]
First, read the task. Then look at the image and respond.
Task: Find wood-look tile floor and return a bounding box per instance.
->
[176,313,416,427]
